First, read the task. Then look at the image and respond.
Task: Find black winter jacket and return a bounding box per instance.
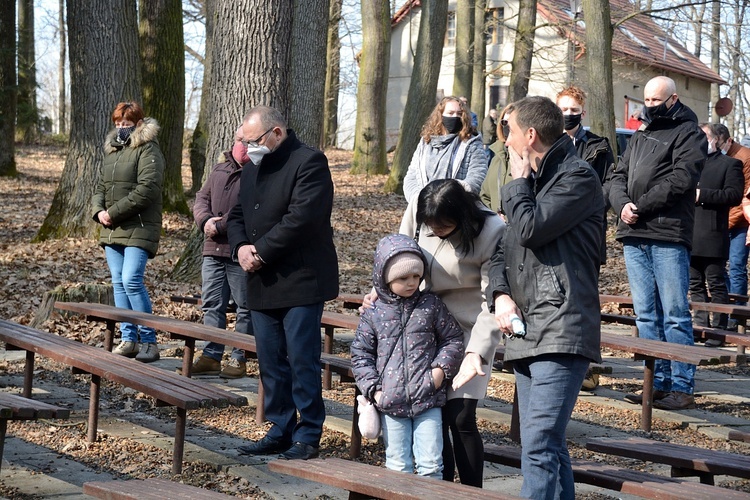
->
[608,100,707,249]
[692,152,743,259]
[487,134,604,363]
[226,130,339,309]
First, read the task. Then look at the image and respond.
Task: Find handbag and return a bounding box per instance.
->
[356,394,381,439]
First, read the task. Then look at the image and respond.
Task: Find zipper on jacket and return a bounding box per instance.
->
[138,214,144,228]
[399,302,414,417]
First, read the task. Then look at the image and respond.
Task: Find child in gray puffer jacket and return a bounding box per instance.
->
[351,233,464,478]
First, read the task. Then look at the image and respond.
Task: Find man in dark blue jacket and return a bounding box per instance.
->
[227,106,339,460]
[609,76,707,411]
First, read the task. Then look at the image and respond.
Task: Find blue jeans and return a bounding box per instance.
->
[252,303,325,447]
[104,245,155,343]
[514,354,589,500]
[623,239,695,394]
[727,227,749,304]
[382,407,443,478]
[200,256,252,361]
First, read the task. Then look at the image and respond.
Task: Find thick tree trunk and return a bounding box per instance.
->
[36,0,142,241]
[322,0,343,149]
[290,0,329,147]
[508,0,536,102]
[139,0,188,215]
[582,0,616,151]
[726,1,744,134]
[0,0,17,177]
[17,0,39,144]
[452,0,474,99]
[351,0,390,175]
[171,0,293,283]
[58,0,67,135]
[384,0,448,194]
[32,284,114,329]
[188,0,214,194]
[471,0,487,119]
[709,0,720,123]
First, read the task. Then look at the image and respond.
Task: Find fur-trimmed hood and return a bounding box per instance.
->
[104,117,160,154]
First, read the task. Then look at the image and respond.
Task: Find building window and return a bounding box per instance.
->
[655,36,689,62]
[446,11,456,47]
[485,8,504,45]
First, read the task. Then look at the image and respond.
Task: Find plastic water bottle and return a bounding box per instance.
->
[509,314,526,338]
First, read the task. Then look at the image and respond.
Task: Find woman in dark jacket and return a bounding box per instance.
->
[92,101,164,363]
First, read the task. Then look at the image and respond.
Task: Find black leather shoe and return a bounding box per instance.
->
[237,435,291,455]
[279,442,319,460]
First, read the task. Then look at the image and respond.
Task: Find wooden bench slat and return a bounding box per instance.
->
[484,443,750,499]
[587,437,750,480]
[83,478,232,499]
[269,457,520,499]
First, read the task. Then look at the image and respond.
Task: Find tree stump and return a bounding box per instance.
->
[31,284,114,328]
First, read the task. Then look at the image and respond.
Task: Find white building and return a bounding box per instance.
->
[386,0,724,149]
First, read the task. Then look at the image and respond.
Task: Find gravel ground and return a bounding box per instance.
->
[2,146,750,498]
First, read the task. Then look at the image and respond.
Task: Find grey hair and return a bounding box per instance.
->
[243,106,287,130]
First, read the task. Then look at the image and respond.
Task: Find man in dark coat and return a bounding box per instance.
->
[227,106,339,460]
[487,96,604,499]
[609,76,707,411]
[690,123,743,339]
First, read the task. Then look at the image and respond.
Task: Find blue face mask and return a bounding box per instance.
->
[116,125,136,143]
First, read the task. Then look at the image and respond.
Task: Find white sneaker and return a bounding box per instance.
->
[113,341,138,358]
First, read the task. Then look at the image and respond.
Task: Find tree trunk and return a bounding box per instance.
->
[31,284,114,329]
[0,0,17,177]
[139,0,188,215]
[350,0,390,175]
[709,0,720,122]
[384,0,449,194]
[17,0,39,144]
[290,0,329,147]
[726,1,745,134]
[188,0,214,194]
[508,0,536,102]
[36,0,142,241]
[58,0,67,135]
[323,0,343,149]
[171,0,293,283]
[452,0,474,99]
[471,0,487,119]
[582,0,616,152]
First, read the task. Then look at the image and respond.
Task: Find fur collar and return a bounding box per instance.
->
[104,117,160,154]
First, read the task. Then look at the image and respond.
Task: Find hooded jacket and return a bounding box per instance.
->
[351,234,464,418]
[403,133,488,202]
[487,134,604,363]
[92,118,164,258]
[608,100,706,249]
[193,150,244,258]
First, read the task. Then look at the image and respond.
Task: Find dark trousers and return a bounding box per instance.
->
[252,302,325,447]
[689,256,729,329]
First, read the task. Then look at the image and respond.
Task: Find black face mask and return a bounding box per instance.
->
[563,113,582,131]
[442,116,462,134]
[116,125,136,143]
[642,97,675,124]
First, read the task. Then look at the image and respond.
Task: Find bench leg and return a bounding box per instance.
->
[23,351,35,399]
[323,327,333,390]
[671,465,715,485]
[510,382,521,443]
[173,407,186,475]
[350,386,362,459]
[0,419,6,472]
[256,378,265,425]
[88,374,101,442]
[104,319,116,351]
[641,359,655,432]
[181,339,196,377]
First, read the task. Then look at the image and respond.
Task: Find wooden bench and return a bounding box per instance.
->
[83,477,232,499]
[587,436,750,485]
[268,456,522,499]
[599,330,743,431]
[0,319,247,474]
[484,443,750,500]
[169,294,237,313]
[0,392,70,472]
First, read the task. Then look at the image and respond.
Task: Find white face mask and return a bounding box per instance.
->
[707,140,716,155]
[247,145,271,165]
